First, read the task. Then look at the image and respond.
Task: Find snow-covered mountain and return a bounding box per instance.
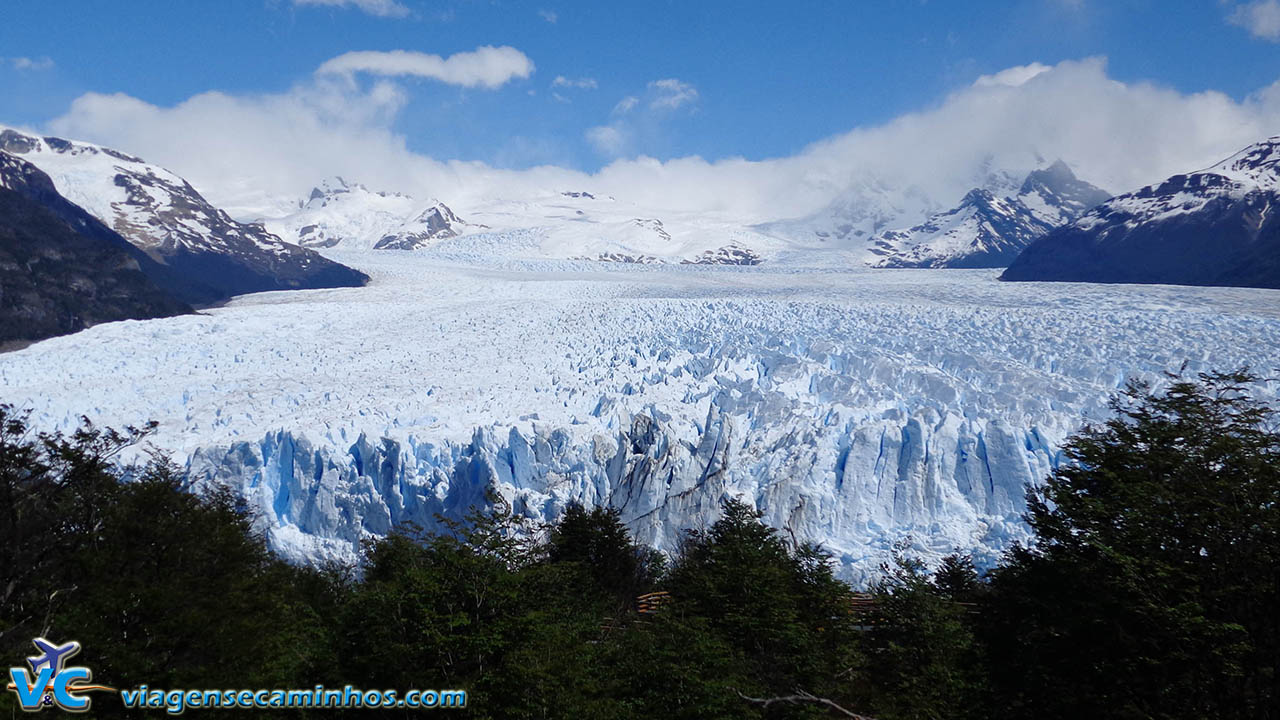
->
[871,189,1056,269]
[757,162,1108,268]
[373,202,469,250]
[0,129,368,304]
[1016,160,1114,225]
[267,184,787,265]
[870,162,1110,268]
[0,151,192,343]
[755,179,940,254]
[262,176,474,252]
[275,177,418,249]
[1003,137,1280,289]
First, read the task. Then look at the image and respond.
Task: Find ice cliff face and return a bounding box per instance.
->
[3,246,1277,582]
[185,361,1046,578]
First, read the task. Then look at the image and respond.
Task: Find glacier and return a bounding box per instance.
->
[2,243,1278,581]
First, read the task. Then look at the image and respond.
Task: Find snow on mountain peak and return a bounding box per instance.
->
[1204,136,1280,189]
[265,177,464,250]
[1069,137,1280,233]
[867,163,1109,268]
[0,126,367,302]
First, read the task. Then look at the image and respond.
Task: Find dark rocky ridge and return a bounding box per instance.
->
[1002,137,1280,289]
[0,129,369,304]
[0,151,192,345]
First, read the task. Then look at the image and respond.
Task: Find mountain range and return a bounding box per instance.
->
[0,151,191,345]
[1003,137,1280,289]
[758,161,1110,269]
[263,176,475,251]
[0,128,367,305]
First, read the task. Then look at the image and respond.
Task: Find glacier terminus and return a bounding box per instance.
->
[1,245,1276,581]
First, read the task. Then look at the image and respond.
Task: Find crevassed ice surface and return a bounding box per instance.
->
[3,243,1278,581]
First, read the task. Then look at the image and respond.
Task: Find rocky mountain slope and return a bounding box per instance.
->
[0,129,367,304]
[263,176,473,252]
[0,151,191,345]
[871,162,1111,268]
[1002,137,1280,289]
[373,202,469,250]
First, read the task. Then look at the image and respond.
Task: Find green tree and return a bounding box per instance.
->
[545,504,664,610]
[665,498,860,718]
[985,371,1280,720]
[0,409,336,718]
[859,547,988,720]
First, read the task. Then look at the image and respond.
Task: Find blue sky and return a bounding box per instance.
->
[3,0,1279,172]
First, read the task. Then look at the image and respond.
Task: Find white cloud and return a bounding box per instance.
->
[43,57,1280,224]
[316,46,534,88]
[8,57,54,71]
[585,125,627,156]
[584,80,699,158]
[973,62,1051,88]
[552,76,597,90]
[1230,1,1280,40]
[648,78,698,110]
[293,0,410,18]
[538,9,557,23]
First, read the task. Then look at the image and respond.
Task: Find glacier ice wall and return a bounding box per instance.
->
[4,253,1279,582]
[183,327,1074,581]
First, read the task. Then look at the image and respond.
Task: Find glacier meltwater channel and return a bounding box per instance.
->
[3,247,1278,581]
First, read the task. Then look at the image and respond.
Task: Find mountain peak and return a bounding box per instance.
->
[1205,137,1280,189]
[960,188,998,206]
[1019,160,1081,193]
[1004,134,1280,289]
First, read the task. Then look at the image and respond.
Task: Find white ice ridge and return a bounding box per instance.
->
[2,248,1278,581]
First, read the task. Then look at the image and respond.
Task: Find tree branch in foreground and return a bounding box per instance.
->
[734,688,876,719]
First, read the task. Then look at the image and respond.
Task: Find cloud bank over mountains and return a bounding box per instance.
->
[42,54,1280,222]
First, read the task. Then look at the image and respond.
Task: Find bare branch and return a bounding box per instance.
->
[734,687,876,719]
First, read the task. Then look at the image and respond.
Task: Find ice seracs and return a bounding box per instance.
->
[3,247,1277,581]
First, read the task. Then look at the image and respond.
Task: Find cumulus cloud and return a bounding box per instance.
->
[7,57,55,71]
[293,0,410,18]
[316,46,534,88]
[44,57,1280,223]
[648,78,698,110]
[1229,1,1280,40]
[613,96,639,114]
[538,9,557,23]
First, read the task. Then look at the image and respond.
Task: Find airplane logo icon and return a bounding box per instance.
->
[8,638,114,713]
[26,639,80,676]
